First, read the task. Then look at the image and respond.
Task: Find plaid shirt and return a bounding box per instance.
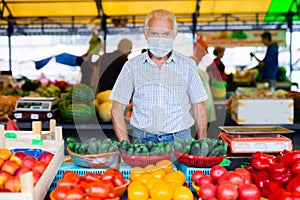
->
[110,51,207,134]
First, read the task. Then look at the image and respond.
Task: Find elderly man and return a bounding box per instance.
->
[110,9,207,143]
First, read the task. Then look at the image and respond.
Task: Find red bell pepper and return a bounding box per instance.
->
[280,150,300,168]
[268,188,286,200]
[287,176,300,193]
[263,181,283,199]
[251,152,276,170]
[292,160,300,175]
[279,191,300,200]
[268,163,292,184]
[250,169,270,197]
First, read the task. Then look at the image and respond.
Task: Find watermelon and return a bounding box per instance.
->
[67,104,92,121]
[68,84,95,104]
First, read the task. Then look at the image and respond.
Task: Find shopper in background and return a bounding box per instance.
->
[110,9,207,143]
[251,31,279,90]
[80,33,102,90]
[192,43,216,128]
[97,38,132,93]
[207,46,227,81]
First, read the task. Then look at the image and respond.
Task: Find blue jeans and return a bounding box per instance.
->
[131,128,191,143]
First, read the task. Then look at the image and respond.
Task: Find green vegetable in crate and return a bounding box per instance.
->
[199,140,209,157]
[87,142,98,154]
[191,142,201,156]
[174,140,184,153]
[184,145,191,154]
[74,143,81,154]
[120,140,130,151]
[145,141,154,150]
[127,147,134,155]
[79,144,88,154]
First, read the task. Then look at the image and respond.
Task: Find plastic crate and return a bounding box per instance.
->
[121,153,172,167]
[174,150,225,168]
[49,162,132,191]
[177,162,211,190]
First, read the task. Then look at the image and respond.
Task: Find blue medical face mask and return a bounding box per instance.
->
[147,37,174,58]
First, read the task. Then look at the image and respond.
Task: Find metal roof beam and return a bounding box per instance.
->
[2,0,13,18]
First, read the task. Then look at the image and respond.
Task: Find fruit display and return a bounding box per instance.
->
[0,148,54,192]
[128,160,194,200]
[0,95,18,121]
[51,169,128,200]
[192,165,261,200]
[233,68,259,85]
[58,84,95,122]
[119,139,171,157]
[67,137,119,155]
[174,138,227,157]
[94,90,113,122]
[35,83,61,97]
[244,150,300,199]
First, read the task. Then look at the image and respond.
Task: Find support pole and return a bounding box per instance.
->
[287,14,293,75]
[7,19,13,72]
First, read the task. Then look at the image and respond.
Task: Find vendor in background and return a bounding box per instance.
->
[97,39,132,93]
[251,31,279,90]
[207,46,227,81]
[79,33,103,90]
[191,43,216,129]
[110,9,207,143]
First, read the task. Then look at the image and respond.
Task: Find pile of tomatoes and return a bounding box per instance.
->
[51,169,126,200]
[192,165,261,200]
[128,160,194,200]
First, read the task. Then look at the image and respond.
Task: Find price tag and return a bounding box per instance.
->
[31,114,39,120]
[32,139,44,146]
[14,113,22,119]
[219,158,231,167]
[6,132,17,139]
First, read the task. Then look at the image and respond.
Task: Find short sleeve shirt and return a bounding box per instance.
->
[110,51,207,134]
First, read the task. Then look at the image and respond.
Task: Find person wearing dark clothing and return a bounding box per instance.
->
[251,31,279,89]
[97,39,132,93]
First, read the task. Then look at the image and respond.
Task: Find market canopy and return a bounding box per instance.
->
[0,0,299,30]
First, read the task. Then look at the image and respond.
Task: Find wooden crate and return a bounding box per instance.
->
[0,125,64,200]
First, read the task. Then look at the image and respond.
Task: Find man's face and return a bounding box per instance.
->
[144,17,177,39]
[261,37,269,46]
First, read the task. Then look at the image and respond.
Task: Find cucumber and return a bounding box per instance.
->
[78,144,88,154]
[208,145,223,157]
[184,145,191,154]
[174,141,184,153]
[87,142,98,154]
[120,140,130,150]
[145,141,154,151]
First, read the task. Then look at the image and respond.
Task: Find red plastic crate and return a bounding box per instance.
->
[120,153,172,167]
[174,150,225,168]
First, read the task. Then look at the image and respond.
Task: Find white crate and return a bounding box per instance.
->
[231,99,294,124]
[0,125,64,200]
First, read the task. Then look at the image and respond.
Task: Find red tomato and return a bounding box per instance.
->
[279,191,300,200]
[63,171,81,183]
[197,175,214,187]
[234,168,252,184]
[83,172,101,183]
[101,180,115,191]
[102,168,115,182]
[57,177,78,189]
[52,186,70,200]
[238,184,261,200]
[219,172,244,187]
[112,175,125,187]
[65,187,85,200]
[114,171,125,181]
[210,166,227,183]
[86,182,110,199]
[199,183,217,200]
[218,181,238,200]
[192,171,206,183]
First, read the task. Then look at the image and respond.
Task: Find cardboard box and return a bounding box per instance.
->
[231,99,294,124]
[0,125,64,200]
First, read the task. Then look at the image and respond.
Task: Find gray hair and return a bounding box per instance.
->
[144,9,178,30]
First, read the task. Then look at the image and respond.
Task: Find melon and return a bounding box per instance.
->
[97,102,112,122]
[96,90,112,104]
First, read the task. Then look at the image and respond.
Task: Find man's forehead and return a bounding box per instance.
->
[145,27,174,32]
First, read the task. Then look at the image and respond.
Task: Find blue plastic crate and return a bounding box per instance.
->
[177,162,211,190]
[49,162,133,191]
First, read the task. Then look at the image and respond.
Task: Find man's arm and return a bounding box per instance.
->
[111,101,130,142]
[192,102,207,139]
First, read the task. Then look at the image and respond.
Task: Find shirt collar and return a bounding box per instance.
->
[143,50,177,64]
